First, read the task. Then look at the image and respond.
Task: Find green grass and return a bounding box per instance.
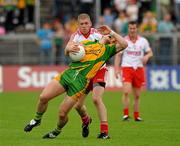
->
[0,91,180,146]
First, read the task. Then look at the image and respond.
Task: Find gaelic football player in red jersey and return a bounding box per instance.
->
[114,21,153,121]
[66,13,110,139]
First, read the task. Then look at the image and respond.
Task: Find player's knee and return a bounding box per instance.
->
[124,92,129,97]
[59,110,67,120]
[135,95,140,99]
[74,103,81,110]
[39,94,49,104]
[92,96,101,105]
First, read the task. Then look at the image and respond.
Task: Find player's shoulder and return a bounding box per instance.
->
[70,30,82,42]
[124,35,129,40]
[138,35,148,42]
[71,30,80,38]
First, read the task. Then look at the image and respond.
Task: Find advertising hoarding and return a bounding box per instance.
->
[1,66,122,92]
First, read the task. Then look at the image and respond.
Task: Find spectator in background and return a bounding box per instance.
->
[174,0,180,24]
[102,7,114,28]
[0,6,6,35]
[113,10,128,36]
[25,0,35,30]
[79,0,94,22]
[0,25,5,35]
[3,0,16,32]
[158,13,175,65]
[126,0,139,21]
[95,15,105,28]
[53,0,63,20]
[17,0,25,28]
[64,17,78,34]
[138,0,152,23]
[102,7,115,64]
[139,11,157,34]
[36,22,54,65]
[158,13,175,33]
[160,0,171,17]
[114,0,127,12]
[53,20,64,65]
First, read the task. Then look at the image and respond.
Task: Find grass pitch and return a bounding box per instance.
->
[0,91,180,146]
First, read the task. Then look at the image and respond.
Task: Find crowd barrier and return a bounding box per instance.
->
[0,33,180,65]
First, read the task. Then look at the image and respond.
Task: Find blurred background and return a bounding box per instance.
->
[0,0,180,91]
[0,0,180,65]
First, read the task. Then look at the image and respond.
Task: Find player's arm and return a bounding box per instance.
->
[110,31,128,53]
[65,34,79,56]
[141,38,154,65]
[97,25,128,53]
[114,52,122,79]
[142,48,153,65]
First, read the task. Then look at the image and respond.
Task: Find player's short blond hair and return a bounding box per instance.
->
[78,13,91,22]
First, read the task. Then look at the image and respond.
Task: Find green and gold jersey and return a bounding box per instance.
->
[69,40,116,79]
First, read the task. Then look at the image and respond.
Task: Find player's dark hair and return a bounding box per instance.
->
[128,21,138,26]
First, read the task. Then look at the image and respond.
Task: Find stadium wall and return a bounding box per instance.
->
[0,65,179,92]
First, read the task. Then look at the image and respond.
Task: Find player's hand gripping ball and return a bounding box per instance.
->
[69,45,85,62]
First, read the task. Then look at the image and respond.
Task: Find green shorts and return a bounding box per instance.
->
[55,69,89,101]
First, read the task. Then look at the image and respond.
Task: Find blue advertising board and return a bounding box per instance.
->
[146,66,180,91]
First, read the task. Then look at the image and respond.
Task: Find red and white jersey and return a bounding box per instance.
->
[71,28,102,43]
[71,27,107,69]
[121,35,151,68]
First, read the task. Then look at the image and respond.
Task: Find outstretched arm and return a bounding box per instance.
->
[97,25,128,53]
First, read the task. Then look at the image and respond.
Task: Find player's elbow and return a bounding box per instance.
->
[151,51,154,57]
[149,50,153,58]
[120,41,128,51]
[122,41,128,49]
[64,49,69,56]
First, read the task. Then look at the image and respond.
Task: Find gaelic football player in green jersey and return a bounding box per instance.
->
[24,25,128,139]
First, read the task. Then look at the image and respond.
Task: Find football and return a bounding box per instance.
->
[69,45,85,62]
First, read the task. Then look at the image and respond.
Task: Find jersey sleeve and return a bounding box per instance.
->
[93,28,103,39]
[71,32,78,42]
[104,44,116,60]
[143,38,151,52]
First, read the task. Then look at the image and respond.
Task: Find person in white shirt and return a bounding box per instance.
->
[65,13,110,139]
[114,21,153,121]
